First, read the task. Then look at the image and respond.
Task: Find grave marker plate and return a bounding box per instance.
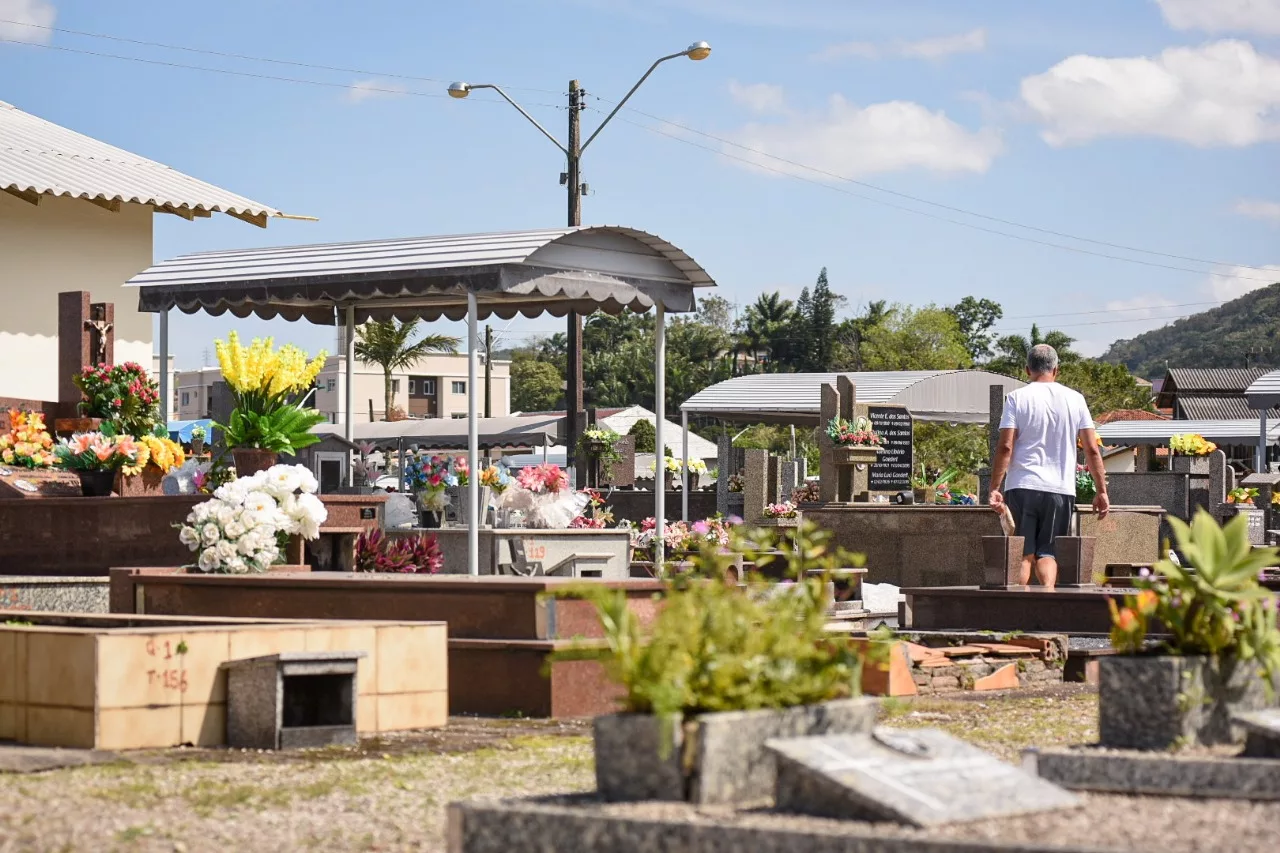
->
[867,407,913,492]
[768,727,1080,827]
[0,467,84,499]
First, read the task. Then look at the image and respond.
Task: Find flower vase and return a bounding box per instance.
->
[420,510,442,529]
[688,473,700,491]
[232,448,278,477]
[190,437,204,456]
[76,469,116,497]
[663,472,674,491]
[1172,455,1210,475]
[458,485,492,528]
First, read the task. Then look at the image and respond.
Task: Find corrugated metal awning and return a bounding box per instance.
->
[0,100,290,226]
[1096,418,1279,446]
[679,371,1026,424]
[1246,370,1280,410]
[128,226,715,322]
[312,415,562,450]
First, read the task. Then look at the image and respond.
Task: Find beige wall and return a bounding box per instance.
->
[174,367,222,420]
[316,354,511,424]
[0,193,154,401]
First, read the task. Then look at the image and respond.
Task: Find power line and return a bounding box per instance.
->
[605,110,1280,283]
[598,98,1280,275]
[0,17,562,95]
[999,300,1225,321]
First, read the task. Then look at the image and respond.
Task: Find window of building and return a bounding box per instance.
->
[409,377,436,398]
[326,379,336,392]
[181,391,190,406]
[451,381,466,394]
[451,412,467,419]
[408,380,416,396]
[392,379,401,395]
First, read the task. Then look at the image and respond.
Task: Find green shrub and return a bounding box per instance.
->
[553,521,874,719]
[628,419,656,454]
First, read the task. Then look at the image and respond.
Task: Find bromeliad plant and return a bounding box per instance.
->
[214,332,328,454]
[552,522,871,722]
[354,528,443,574]
[1109,510,1280,688]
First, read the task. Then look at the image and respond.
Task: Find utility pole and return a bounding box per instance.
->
[565,79,585,484]
[484,324,494,419]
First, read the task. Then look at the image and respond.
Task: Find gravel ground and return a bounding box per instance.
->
[0,686,1117,852]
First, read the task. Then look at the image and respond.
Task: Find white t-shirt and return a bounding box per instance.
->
[998,381,1093,497]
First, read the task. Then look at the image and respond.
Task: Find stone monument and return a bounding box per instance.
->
[818,376,877,503]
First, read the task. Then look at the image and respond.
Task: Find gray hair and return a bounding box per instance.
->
[1027,344,1059,375]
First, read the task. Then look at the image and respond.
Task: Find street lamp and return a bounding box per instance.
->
[449,42,711,483]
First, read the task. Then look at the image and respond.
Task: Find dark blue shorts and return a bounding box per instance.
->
[1005,489,1075,558]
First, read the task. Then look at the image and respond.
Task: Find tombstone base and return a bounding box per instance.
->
[980,536,1025,589]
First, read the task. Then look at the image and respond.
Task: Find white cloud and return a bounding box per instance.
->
[0,0,56,44]
[345,79,408,103]
[1234,198,1280,222]
[723,93,1003,178]
[1208,263,1280,301]
[1156,0,1280,36]
[1104,294,1180,319]
[814,28,987,62]
[1020,40,1280,147]
[727,80,786,114]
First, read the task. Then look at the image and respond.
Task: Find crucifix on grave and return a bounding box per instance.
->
[57,291,115,415]
[86,305,114,365]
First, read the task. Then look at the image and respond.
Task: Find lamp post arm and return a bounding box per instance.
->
[580,51,685,152]
[469,83,568,155]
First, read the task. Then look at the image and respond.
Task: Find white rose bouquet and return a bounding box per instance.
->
[178,464,327,573]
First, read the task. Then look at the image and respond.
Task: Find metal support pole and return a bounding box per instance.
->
[344,305,355,486]
[467,291,480,576]
[1260,413,1269,473]
[681,409,689,522]
[654,304,666,565]
[565,79,584,488]
[397,437,406,493]
[157,309,170,426]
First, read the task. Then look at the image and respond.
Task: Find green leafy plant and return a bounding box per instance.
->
[577,426,623,470]
[911,464,957,491]
[552,521,872,721]
[1075,465,1097,502]
[73,362,161,437]
[217,407,325,455]
[1109,510,1280,689]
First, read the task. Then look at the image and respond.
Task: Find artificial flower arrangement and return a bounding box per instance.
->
[1075,464,1097,502]
[578,426,623,470]
[825,415,884,447]
[497,463,585,528]
[177,464,327,574]
[354,528,443,574]
[623,515,739,563]
[792,480,822,503]
[214,332,328,457]
[686,458,709,475]
[352,441,380,486]
[54,432,140,472]
[570,488,615,529]
[763,500,799,519]
[479,463,512,493]
[1226,486,1260,506]
[121,434,187,478]
[0,410,55,468]
[726,472,744,493]
[1169,433,1217,457]
[73,362,160,437]
[516,463,568,494]
[405,453,456,512]
[648,456,683,475]
[1108,511,1280,688]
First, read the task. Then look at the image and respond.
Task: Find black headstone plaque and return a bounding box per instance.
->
[868,407,913,492]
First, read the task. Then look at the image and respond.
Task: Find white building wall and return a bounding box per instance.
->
[315,354,511,424]
[0,193,153,401]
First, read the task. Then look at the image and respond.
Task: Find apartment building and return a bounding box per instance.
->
[313,353,511,424]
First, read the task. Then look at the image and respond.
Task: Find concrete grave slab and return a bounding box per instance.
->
[1234,708,1280,759]
[768,728,1080,827]
[1028,746,1280,801]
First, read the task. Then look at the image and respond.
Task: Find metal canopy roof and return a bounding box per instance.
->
[680,370,1025,424]
[1246,371,1280,410]
[312,415,562,450]
[129,226,714,323]
[1096,418,1280,446]
[0,100,287,225]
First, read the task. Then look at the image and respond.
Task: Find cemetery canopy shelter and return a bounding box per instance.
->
[1096,418,1280,446]
[129,225,715,573]
[312,415,561,451]
[680,370,1026,425]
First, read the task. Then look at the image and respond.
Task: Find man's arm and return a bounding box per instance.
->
[988,427,1017,510]
[1080,427,1110,518]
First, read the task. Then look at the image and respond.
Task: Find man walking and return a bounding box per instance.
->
[989,344,1109,588]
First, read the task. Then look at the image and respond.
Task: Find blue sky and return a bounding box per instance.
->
[2,0,1278,367]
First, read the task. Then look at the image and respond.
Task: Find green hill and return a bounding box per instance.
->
[1102,282,1280,380]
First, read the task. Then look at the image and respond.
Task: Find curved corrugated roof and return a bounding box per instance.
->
[1247,370,1280,410]
[1096,418,1278,446]
[679,371,1025,424]
[0,100,286,223]
[129,225,715,323]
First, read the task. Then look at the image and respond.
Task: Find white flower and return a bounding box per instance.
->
[201,523,221,546]
[190,502,213,523]
[212,504,235,527]
[197,547,220,572]
[215,540,238,562]
[293,465,319,495]
[294,493,326,539]
[264,465,302,498]
[224,520,246,539]
[244,491,277,515]
[178,526,201,550]
[225,556,247,574]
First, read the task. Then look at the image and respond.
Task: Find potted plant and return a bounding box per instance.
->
[791,480,822,505]
[405,454,454,528]
[0,410,56,470]
[578,426,622,479]
[352,441,378,492]
[213,332,328,476]
[565,522,879,805]
[825,415,884,465]
[177,464,328,573]
[53,432,140,496]
[1169,432,1217,475]
[911,465,956,505]
[685,457,708,491]
[354,529,443,573]
[762,500,800,527]
[649,455,681,491]
[189,424,206,456]
[67,362,160,436]
[1102,510,1280,750]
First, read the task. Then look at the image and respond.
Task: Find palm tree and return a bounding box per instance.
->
[988,323,1080,376]
[737,292,794,369]
[354,319,460,419]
